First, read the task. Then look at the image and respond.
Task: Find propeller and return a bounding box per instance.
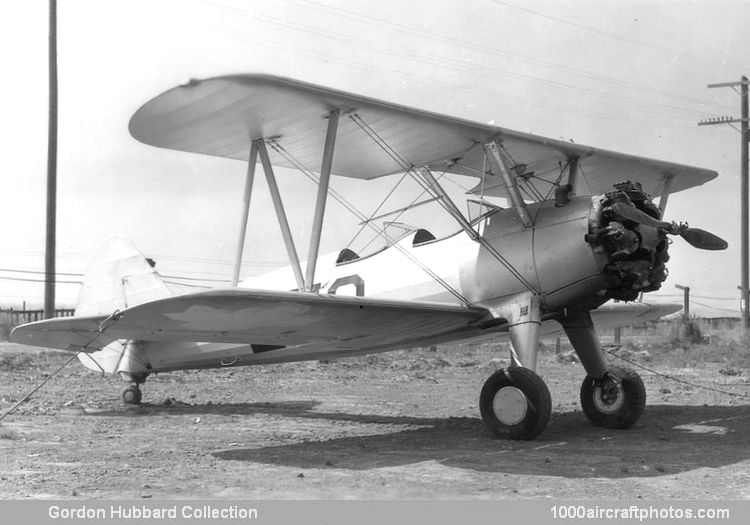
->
[610,202,728,251]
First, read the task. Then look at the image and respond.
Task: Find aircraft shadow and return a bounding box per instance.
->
[209,403,750,478]
[91,401,750,479]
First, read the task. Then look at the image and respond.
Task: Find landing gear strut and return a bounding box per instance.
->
[479,292,551,440]
[562,309,646,429]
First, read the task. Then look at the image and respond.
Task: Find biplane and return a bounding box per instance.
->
[11,74,727,440]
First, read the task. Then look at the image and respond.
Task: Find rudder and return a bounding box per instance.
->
[75,237,171,373]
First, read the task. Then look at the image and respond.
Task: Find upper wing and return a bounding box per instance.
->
[11,289,490,352]
[129,74,717,197]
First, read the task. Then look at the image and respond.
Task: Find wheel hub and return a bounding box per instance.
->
[593,378,624,414]
[492,386,528,425]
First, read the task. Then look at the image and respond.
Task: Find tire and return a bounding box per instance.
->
[580,365,645,429]
[479,367,552,440]
[122,385,142,405]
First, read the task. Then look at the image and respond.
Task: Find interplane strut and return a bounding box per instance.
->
[484,141,533,227]
[305,110,340,291]
[232,141,258,287]
[256,139,306,291]
[659,174,674,214]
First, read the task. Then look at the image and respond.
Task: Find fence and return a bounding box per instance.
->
[0,308,75,327]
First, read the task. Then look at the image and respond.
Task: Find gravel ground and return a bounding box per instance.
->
[1,340,749,500]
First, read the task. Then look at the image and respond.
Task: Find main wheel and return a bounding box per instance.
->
[479,367,552,440]
[580,365,645,429]
[122,385,142,405]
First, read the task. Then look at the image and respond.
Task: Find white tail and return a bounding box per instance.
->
[75,237,171,316]
[76,237,171,373]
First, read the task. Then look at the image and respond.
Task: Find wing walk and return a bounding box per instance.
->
[129,74,717,198]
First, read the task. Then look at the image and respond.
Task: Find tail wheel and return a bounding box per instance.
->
[479,367,552,441]
[122,385,142,405]
[580,365,645,429]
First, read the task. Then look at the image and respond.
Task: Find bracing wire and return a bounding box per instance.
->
[605,346,750,400]
[346,170,411,249]
[267,139,472,305]
[0,310,127,422]
[0,353,80,422]
[349,113,537,293]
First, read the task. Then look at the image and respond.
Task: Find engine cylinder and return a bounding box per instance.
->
[585,181,669,301]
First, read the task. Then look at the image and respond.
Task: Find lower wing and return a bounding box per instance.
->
[10,289,490,352]
[9,289,679,353]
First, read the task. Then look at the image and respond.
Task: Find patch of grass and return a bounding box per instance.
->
[0,353,33,371]
[0,348,70,371]
[636,327,750,369]
[0,426,19,440]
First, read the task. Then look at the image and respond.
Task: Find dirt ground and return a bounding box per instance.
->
[1,339,749,500]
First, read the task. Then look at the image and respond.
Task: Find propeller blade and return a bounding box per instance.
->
[679,228,728,251]
[610,202,727,251]
[610,202,669,229]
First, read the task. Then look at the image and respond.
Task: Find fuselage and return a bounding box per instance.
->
[242,196,608,311]
[99,189,670,377]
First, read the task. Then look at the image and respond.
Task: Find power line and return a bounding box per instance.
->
[655,293,738,302]
[201,0,720,124]
[162,280,212,289]
[691,300,740,314]
[0,275,81,285]
[490,0,745,73]
[292,0,728,113]
[255,10,709,121]
[162,274,231,283]
[0,267,83,277]
[209,21,704,131]
[0,268,232,284]
[0,249,286,268]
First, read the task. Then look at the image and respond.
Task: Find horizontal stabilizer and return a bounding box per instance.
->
[10,315,115,352]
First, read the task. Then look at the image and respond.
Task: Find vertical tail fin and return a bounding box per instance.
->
[76,237,171,373]
[75,237,172,316]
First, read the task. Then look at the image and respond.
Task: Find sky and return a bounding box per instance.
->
[0,0,749,317]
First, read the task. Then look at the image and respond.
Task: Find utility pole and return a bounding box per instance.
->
[699,76,749,328]
[44,0,58,319]
[675,284,690,319]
